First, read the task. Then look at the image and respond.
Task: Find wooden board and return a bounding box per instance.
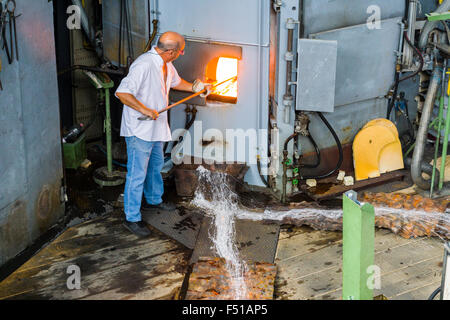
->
[275,226,444,300]
[0,215,191,300]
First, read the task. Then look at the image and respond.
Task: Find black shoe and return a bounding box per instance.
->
[142,200,177,211]
[123,220,151,237]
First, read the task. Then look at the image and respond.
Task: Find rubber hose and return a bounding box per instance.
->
[301,112,343,180]
[428,287,441,300]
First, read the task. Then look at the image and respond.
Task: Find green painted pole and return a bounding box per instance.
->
[439,103,450,189]
[342,191,375,300]
[431,89,445,196]
[105,88,113,174]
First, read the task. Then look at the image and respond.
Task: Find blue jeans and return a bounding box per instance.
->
[124,136,164,222]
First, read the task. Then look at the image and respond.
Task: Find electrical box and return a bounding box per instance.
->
[296,39,337,112]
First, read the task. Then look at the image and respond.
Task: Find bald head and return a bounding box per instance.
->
[157,31,185,52]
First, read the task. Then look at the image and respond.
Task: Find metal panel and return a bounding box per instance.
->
[301,98,387,153]
[303,0,405,36]
[0,0,64,266]
[102,0,150,65]
[0,54,27,211]
[296,39,337,112]
[154,0,270,45]
[311,17,401,107]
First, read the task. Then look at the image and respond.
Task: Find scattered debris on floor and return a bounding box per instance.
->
[186,257,277,300]
[360,192,449,212]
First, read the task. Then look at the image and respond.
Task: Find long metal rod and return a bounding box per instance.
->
[105,88,113,174]
[137,76,237,120]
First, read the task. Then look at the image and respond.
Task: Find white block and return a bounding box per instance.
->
[337,170,346,181]
[343,176,354,186]
[306,179,317,187]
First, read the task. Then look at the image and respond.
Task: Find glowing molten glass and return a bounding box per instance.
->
[212,57,238,97]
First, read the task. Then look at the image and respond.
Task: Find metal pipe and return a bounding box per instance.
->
[403,0,418,67]
[404,157,439,186]
[282,133,298,203]
[105,88,113,174]
[71,0,103,59]
[418,0,450,49]
[283,19,295,124]
[411,64,442,190]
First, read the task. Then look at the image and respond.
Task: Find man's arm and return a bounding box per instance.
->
[171,78,194,92]
[116,92,159,120]
[172,78,213,94]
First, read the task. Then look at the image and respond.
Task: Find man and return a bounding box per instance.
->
[115,31,210,237]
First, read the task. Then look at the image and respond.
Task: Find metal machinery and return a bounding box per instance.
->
[101,0,443,201]
[1,0,449,267]
[103,0,404,200]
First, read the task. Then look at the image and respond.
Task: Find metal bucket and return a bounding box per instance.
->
[173,157,249,197]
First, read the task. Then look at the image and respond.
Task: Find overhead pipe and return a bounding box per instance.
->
[411,64,442,190]
[283,18,296,124]
[418,0,450,49]
[403,0,418,67]
[71,0,103,59]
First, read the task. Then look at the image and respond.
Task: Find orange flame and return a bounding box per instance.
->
[212,57,238,97]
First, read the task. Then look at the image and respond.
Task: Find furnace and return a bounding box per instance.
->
[205,56,238,104]
[169,40,242,106]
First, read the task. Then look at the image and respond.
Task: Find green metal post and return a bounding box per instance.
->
[440,103,450,189]
[105,88,113,174]
[342,190,375,300]
[431,70,446,196]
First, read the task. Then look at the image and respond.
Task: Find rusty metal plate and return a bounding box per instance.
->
[190,217,280,264]
[300,170,409,201]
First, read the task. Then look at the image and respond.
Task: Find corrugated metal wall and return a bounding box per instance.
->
[0,0,64,266]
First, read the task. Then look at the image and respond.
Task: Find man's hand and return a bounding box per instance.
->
[192,79,205,93]
[116,92,160,120]
[141,107,159,120]
[200,83,212,98]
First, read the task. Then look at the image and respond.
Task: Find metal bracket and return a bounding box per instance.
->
[286,18,299,30]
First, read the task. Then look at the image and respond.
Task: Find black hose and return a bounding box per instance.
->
[301,112,343,180]
[428,286,441,300]
[283,133,298,153]
[257,157,270,188]
[299,134,321,169]
[387,72,400,120]
[168,107,197,155]
[387,31,424,120]
[400,31,424,83]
